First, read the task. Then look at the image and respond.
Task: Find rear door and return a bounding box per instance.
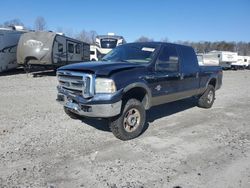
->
[178,46,200,96]
[53,35,67,64]
[66,40,75,63]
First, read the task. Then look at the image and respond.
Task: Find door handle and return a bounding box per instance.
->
[196,72,199,78]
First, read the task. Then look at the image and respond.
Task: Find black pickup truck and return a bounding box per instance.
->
[56,42,222,140]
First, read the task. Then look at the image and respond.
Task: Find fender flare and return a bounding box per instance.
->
[206,75,217,89]
[122,82,152,110]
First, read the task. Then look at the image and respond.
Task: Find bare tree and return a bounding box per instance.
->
[135,36,154,42]
[34,16,47,31]
[3,19,24,27]
[76,30,90,43]
[76,30,98,44]
[89,30,98,44]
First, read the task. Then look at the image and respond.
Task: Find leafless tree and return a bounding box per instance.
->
[89,30,98,44]
[135,36,154,42]
[34,16,47,31]
[76,30,90,43]
[76,30,98,44]
[3,19,24,27]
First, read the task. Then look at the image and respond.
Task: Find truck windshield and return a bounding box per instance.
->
[102,43,159,64]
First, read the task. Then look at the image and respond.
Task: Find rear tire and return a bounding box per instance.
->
[64,107,81,119]
[198,85,215,108]
[109,99,146,140]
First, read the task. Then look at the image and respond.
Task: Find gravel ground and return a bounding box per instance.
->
[0,69,250,188]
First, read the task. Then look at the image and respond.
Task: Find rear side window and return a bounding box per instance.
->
[180,46,199,73]
[156,45,179,72]
[68,43,74,53]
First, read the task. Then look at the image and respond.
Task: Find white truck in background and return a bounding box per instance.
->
[207,51,238,69]
[0,26,26,73]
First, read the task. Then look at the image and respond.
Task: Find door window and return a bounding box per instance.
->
[156,45,179,72]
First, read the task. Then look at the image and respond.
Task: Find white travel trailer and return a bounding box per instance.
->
[231,55,249,70]
[95,33,126,60]
[197,53,219,66]
[207,51,238,69]
[17,31,90,68]
[243,56,250,69]
[90,45,98,61]
[0,26,26,73]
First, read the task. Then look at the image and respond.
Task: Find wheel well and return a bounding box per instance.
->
[25,56,38,64]
[208,78,216,88]
[122,87,150,109]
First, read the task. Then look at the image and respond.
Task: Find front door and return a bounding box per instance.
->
[146,44,183,106]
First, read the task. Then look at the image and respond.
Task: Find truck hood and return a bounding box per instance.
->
[58,61,145,76]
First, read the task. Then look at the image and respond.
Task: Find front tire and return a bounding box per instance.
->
[198,85,215,108]
[109,99,146,140]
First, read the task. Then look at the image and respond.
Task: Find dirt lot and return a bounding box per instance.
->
[0,69,250,188]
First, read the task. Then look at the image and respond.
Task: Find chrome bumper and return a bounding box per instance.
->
[57,93,122,118]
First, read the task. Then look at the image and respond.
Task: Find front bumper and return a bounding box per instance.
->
[57,93,122,118]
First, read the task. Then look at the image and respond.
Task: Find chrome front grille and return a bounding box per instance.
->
[57,71,94,98]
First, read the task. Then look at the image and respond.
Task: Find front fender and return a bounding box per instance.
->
[122,82,152,110]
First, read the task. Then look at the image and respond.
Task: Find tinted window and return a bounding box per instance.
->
[68,43,74,53]
[58,43,63,52]
[180,46,199,73]
[156,45,179,72]
[75,44,80,54]
[100,38,118,49]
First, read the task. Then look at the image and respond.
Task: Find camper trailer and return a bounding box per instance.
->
[90,45,98,61]
[0,26,26,73]
[95,33,126,60]
[243,56,250,69]
[231,55,249,70]
[17,31,90,68]
[197,53,219,66]
[207,51,238,69]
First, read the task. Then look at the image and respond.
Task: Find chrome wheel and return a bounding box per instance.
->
[123,108,141,132]
[207,90,214,104]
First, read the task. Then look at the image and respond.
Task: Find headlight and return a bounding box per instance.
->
[95,78,116,93]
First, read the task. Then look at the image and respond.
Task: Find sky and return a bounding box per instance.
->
[0,0,249,42]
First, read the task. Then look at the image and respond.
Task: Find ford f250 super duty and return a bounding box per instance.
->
[56,42,222,140]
